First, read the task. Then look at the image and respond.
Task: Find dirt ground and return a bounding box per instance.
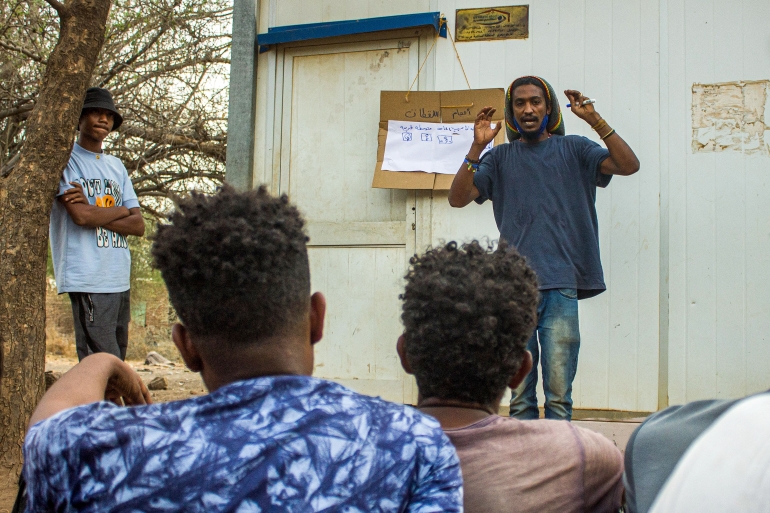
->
[45,354,207,402]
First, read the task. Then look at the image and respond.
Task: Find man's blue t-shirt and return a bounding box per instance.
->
[474,135,611,299]
[49,143,140,293]
[23,375,463,512]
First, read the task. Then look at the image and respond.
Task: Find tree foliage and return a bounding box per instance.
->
[1,0,231,217]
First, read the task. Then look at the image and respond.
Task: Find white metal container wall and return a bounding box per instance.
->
[254,0,770,410]
[664,0,770,404]
[428,0,662,412]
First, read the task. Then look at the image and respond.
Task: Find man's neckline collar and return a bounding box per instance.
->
[74,142,104,155]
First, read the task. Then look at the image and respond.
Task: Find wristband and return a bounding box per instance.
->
[463,158,480,173]
[600,128,616,140]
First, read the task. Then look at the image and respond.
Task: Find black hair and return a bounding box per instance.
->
[400,241,539,405]
[152,185,310,343]
[510,76,548,99]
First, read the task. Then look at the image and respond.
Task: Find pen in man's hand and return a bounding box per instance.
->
[566,99,596,108]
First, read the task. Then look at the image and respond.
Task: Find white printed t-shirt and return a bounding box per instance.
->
[49,142,140,293]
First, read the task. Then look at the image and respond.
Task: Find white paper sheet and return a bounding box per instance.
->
[382,120,494,175]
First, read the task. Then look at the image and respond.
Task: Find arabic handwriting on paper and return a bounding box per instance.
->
[382,120,495,175]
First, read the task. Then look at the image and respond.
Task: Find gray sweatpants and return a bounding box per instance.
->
[69,291,131,361]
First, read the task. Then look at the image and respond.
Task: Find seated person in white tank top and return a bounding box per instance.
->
[397,240,624,513]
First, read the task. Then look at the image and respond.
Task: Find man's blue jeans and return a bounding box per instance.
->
[510,288,580,421]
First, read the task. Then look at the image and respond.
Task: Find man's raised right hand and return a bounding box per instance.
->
[473,106,503,148]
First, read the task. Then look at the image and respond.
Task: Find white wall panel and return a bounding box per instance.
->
[272,0,430,28]
[251,0,770,411]
[666,0,770,403]
[428,0,661,412]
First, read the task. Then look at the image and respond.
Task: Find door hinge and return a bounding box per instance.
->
[411,223,416,230]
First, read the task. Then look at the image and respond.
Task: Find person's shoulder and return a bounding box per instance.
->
[25,402,123,454]
[570,422,622,454]
[102,151,127,170]
[559,134,597,147]
[634,397,739,441]
[487,141,513,157]
[332,381,441,427]
[320,380,446,437]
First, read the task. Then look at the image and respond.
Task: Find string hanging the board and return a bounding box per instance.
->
[405,17,473,103]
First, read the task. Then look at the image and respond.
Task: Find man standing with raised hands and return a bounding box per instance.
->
[448,76,639,420]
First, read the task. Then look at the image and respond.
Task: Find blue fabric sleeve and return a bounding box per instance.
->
[473,147,498,204]
[57,163,80,196]
[578,137,612,188]
[23,403,118,512]
[406,431,463,512]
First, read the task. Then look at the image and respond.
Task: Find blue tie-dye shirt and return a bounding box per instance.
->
[23,376,463,512]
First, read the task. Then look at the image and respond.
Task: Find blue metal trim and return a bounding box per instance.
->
[258,12,446,52]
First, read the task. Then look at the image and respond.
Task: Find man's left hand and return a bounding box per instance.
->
[564,90,601,125]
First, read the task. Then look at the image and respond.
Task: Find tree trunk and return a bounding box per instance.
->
[0,0,112,505]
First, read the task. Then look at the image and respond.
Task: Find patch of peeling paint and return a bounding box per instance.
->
[692,80,770,155]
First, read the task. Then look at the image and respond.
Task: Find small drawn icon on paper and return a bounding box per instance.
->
[402,132,413,141]
[437,135,453,144]
[421,133,432,142]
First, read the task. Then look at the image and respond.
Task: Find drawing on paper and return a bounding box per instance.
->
[382,120,493,174]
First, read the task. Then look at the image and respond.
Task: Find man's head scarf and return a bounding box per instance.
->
[504,76,565,142]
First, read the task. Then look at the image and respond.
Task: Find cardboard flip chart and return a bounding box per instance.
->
[372,88,506,190]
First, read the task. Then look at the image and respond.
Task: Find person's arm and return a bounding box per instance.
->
[448,106,502,207]
[59,182,131,227]
[104,207,145,236]
[28,353,151,429]
[575,426,625,512]
[564,90,640,176]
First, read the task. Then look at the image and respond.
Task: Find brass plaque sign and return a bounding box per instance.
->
[455,6,529,42]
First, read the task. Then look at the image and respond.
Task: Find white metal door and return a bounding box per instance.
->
[278,39,419,403]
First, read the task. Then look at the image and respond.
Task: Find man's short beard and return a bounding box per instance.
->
[520,127,542,141]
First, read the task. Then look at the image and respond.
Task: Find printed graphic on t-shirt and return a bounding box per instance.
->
[77,177,128,249]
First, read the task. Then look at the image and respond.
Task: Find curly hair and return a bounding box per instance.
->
[151,185,310,342]
[400,240,539,405]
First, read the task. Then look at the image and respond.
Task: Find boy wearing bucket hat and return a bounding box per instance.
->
[448,76,640,421]
[49,87,144,361]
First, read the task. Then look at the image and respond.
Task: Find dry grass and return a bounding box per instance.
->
[45,325,77,358]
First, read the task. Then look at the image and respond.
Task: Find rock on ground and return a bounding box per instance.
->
[147,376,169,391]
[145,351,171,366]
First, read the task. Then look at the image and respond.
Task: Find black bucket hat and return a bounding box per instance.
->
[80,87,123,131]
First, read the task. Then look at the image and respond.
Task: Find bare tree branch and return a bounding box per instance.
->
[0,103,34,120]
[0,40,46,64]
[42,0,69,17]
[1,0,232,208]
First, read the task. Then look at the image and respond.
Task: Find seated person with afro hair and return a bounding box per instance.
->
[397,241,624,513]
[22,185,463,512]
